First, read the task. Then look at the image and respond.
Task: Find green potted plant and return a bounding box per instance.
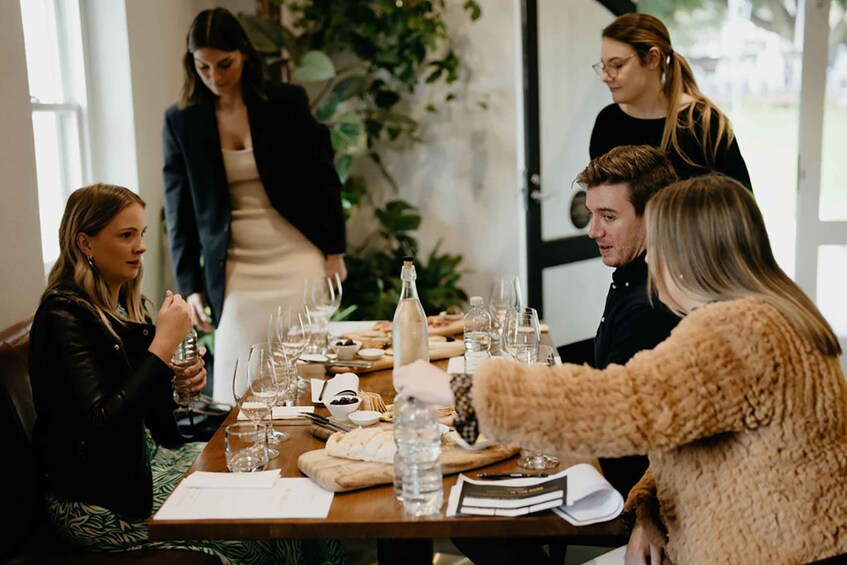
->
[239,0,481,318]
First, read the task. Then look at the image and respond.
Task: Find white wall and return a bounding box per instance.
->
[123,0,212,302]
[0,0,45,329]
[346,1,526,301]
[222,0,526,302]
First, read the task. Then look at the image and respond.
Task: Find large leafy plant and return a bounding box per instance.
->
[239,0,479,318]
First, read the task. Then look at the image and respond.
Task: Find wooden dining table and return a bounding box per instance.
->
[148,353,626,564]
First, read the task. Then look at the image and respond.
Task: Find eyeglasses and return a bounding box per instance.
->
[592,54,636,79]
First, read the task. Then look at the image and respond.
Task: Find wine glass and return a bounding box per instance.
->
[502,307,558,470]
[232,355,280,459]
[250,343,289,446]
[502,307,541,365]
[488,276,521,356]
[273,304,312,391]
[303,273,343,353]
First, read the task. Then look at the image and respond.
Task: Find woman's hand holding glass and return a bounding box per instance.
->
[148,290,192,363]
[303,273,343,353]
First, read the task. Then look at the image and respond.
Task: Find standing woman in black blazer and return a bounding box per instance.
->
[163,8,347,403]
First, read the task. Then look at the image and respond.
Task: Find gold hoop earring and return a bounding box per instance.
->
[678,273,684,280]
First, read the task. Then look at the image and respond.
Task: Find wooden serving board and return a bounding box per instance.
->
[328,341,465,374]
[298,442,520,493]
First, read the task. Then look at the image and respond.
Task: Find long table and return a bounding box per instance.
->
[148,356,626,563]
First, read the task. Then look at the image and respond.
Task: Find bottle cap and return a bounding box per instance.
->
[469,296,483,306]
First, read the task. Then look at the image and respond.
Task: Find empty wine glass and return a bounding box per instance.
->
[489,276,521,356]
[502,307,541,365]
[273,304,311,391]
[304,273,343,353]
[232,355,280,459]
[503,307,558,470]
[250,343,289,445]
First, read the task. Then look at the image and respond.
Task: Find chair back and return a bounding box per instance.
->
[0,318,38,557]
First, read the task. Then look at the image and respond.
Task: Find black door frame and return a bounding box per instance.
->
[521,0,635,317]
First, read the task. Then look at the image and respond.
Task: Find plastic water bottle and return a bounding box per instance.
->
[394,394,443,516]
[392,395,409,501]
[392,257,429,389]
[463,296,491,374]
[171,327,200,407]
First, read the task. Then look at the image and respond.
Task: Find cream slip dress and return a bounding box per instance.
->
[212,147,324,405]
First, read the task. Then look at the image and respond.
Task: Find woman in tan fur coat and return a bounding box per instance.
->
[396,175,847,564]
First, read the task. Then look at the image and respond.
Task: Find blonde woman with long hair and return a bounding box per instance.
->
[396,175,846,563]
[590,13,752,190]
[29,184,344,563]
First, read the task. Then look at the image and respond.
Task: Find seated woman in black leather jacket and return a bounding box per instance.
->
[29,183,345,563]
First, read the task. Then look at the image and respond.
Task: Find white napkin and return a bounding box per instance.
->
[446,353,561,374]
[311,372,359,404]
[181,470,280,489]
[237,405,315,421]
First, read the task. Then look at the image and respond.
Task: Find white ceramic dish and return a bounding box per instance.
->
[357,348,385,361]
[325,392,361,421]
[348,410,381,427]
[447,430,494,451]
[301,353,329,363]
[331,339,362,360]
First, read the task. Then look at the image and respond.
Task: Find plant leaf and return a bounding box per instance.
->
[293,50,337,82]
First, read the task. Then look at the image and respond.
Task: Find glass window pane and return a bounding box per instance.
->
[19,0,65,103]
[32,110,83,267]
[819,2,847,221]
[817,245,847,336]
[639,1,802,277]
[32,112,64,266]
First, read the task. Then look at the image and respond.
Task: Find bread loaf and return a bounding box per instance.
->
[325,427,396,464]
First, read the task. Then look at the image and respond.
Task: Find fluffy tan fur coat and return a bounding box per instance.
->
[473,298,847,563]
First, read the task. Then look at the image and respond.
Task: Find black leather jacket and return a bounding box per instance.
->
[29,285,185,519]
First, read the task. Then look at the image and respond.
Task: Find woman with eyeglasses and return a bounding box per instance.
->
[589,13,752,190]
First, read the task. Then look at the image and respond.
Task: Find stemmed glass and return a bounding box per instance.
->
[232,355,281,459]
[488,276,522,356]
[272,304,312,391]
[502,307,559,470]
[502,307,541,365]
[251,343,289,445]
[303,273,343,354]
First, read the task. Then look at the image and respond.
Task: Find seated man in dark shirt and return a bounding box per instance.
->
[577,144,681,497]
[452,146,681,565]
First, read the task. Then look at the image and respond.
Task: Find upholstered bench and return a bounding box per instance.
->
[0,318,217,564]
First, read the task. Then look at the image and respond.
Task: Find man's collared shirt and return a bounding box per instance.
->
[594,252,680,369]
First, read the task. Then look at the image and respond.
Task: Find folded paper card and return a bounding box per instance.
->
[237,406,315,421]
[181,470,280,489]
[446,463,622,525]
[311,372,359,404]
